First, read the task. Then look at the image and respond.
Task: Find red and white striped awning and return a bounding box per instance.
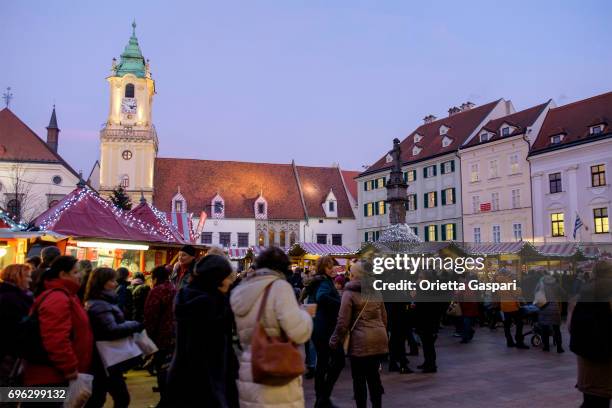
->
[164,212,195,243]
[465,242,527,255]
[288,242,356,257]
[228,248,249,260]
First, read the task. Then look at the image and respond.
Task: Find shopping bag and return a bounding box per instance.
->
[533,287,548,308]
[446,301,462,317]
[63,373,93,408]
[134,330,159,356]
[96,336,142,373]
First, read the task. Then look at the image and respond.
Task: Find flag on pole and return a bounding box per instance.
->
[573,212,584,239]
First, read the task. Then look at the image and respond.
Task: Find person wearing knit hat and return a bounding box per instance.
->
[166,254,239,407]
[170,245,198,290]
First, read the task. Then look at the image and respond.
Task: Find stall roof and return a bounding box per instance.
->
[228,247,249,260]
[129,201,188,244]
[288,242,357,257]
[0,230,68,241]
[33,187,173,243]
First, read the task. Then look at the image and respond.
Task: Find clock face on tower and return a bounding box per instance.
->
[121,98,137,114]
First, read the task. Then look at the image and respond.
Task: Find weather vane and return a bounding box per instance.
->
[2,87,13,108]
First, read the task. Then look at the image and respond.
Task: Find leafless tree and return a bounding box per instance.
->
[2,164,37,223]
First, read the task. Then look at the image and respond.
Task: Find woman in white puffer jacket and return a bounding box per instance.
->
[230,247,313,408]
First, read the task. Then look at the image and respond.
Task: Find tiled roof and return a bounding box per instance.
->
[153,158,357,220]
[530,91,612,155]
[463,101,550,148]
[154,158,305,219]
[0,108,80,177]
[296,166,354,218]
[362,100,502,176]
[341,170,360,202]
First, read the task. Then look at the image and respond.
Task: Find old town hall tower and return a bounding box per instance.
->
[99,21,157,203]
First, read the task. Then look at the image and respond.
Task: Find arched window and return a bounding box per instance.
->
[268,230,275,246]
[289,231,297,246]
[7,199,20,218]
[120,175,129,188]
[125,83,135,98]
[279,231,286,248]
[258,232,265,246]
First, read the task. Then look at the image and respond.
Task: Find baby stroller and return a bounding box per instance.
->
[520,304,543,347]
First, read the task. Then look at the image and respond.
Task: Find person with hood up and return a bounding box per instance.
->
[534,273,565,353]
[230,247,313,408]
[329,260,388,408]
[128,272,150,323]
[84,268,144,408]
[166,254,239,408]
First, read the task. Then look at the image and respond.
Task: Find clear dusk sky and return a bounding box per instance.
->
[1,1,611,177]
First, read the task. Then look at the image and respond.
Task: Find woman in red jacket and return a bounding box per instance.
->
[23,256,93,405]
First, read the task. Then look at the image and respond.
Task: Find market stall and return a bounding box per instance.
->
[287,242,359,271]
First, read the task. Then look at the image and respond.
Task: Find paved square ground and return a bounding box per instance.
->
[114,324,581,407]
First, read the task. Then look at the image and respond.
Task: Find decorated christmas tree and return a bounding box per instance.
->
[110,185,132,211]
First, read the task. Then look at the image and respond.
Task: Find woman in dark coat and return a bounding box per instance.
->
[414,270,443,373]
[570,261,612,407]
[535,274,565,353]
[0,264,34,386]
[166,255,238,408]
[85,268,144,408]
[310,256,344,408]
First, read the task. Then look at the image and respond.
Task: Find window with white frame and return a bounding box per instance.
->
[473,227,481,243]
[443,188,455,205]
[424,165,436,178]
[492,225,501,243]
[480,132,490,143]
[491,192,500,211]
[489,160,499,178]
[513,223,522,241]
[509,154,519,174]
[470,163,479,182]
[590,125,603,135]
[439,125,449,135]
[501,127,510,136]
[412,146,422,156]
[442,136,452,147]
[414,133,423,143]
[407,194,417,211]
[511,189,520,208]
[472,195,480,213]
[550,134,563,145]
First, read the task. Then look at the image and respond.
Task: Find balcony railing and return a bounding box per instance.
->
[100,126,159,147]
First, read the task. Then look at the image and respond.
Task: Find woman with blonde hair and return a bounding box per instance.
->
[0,264,34,386]
[330,260,388,408]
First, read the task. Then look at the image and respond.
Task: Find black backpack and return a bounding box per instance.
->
[16,288,69,364]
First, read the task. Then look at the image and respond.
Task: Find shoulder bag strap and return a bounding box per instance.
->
[349,295,370,334]
[256,281,276,323]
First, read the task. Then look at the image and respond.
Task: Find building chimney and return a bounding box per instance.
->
[423,114,437,124]
[448,106,461,116]
[46,105,59,153]
[460,101,475,111]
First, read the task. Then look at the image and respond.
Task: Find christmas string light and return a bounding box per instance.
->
[37,187,177,242]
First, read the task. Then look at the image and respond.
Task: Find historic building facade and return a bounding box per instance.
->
[357,99,513,243]
[459,101,553,243]
[98,24,359,248]
[98,22,157,203]
[0,107,80,222]
[529,92,611,243]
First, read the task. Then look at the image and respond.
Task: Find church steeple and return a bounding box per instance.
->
[46,105,59,153]
[114,20,146,78]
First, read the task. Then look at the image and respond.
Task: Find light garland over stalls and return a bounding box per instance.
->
[0,209,28,231]
[144,202,187,243]
[37,187,176,242]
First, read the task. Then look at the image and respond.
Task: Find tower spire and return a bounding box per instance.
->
[46,105,60,152]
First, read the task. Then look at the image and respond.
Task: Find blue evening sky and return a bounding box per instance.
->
[2,1,611,176]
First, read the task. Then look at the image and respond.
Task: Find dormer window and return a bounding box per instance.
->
[171,189,187,213]
[254,195,268,219]
[501,127,510,136]
[480,132,491,143]
[385,154,393,163]
[323,189,338,218]
[590,125,603,135]
[439,125,449,135]
[414,133,423,143]
[550,134,564,145]
[210,193,225,219]
[412,146,422,156]
[442,136,452,147]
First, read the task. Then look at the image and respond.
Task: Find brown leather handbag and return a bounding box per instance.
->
[251,280,305,385]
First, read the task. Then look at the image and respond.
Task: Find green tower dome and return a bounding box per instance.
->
[115,20,146,78]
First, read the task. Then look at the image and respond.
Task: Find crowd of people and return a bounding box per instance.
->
[0,244,610,408]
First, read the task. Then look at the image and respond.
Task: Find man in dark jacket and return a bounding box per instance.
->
[129,272,150,323]
[115,267,133,319]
